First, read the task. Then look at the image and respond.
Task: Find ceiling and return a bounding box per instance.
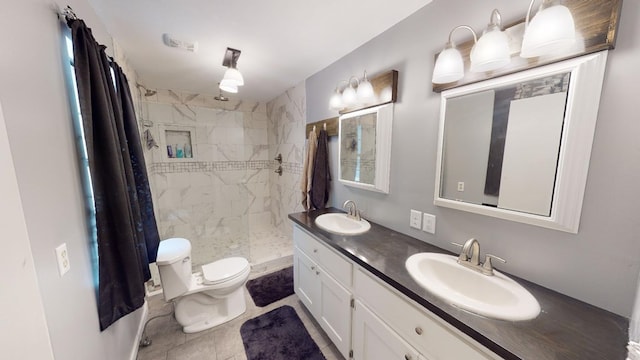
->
[87,0,433,102]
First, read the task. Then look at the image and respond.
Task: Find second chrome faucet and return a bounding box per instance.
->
[343,200,362,221]
[453,238,506,276]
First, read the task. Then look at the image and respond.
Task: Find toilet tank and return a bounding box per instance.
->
[156,238,193,301]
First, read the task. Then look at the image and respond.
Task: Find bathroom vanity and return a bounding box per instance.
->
[289,208,628,360]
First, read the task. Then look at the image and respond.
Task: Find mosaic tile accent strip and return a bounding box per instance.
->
[282,161,302,175]
[151,160,273,174]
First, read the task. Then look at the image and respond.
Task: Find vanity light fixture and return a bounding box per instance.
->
[432,25,477,84]
[432,2,576,84]
[342,76,359,107]
[470,9,511,73]
[329,80,348,110]
[520,0,576,58]
[356,71,375,104]
[219,47,244,93]
[329,69,396,112]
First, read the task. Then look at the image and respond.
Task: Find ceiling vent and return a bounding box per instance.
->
[162,33,198,52]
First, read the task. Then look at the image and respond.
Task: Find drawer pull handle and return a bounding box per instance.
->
[414,327,423,335]
[404,355,413,360]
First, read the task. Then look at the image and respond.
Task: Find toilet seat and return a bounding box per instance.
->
[201,257,250,285]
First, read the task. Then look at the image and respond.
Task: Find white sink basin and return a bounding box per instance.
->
[405,253,540,321]
[315,213,371,235]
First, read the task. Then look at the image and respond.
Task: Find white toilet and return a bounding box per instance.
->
[156,237,251,333]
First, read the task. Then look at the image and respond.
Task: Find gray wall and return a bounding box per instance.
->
[306,0,640,317]
[0,0,144,359]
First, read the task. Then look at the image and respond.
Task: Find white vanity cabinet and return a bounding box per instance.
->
[354,268,500,360]
[293,226,353,359]
[293,224,500,360]
[352,299,424,360]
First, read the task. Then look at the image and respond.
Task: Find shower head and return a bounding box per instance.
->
[136,83,157,97]
[214,84,229,101]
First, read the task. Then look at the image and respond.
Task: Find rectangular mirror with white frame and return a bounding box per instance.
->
[434,51,609,233]
[339,103,393,193]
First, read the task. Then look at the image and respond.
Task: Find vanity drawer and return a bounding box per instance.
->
[354,268,497,360]
[293,226,352,287]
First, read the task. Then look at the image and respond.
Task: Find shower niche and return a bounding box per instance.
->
[160,125,196,161]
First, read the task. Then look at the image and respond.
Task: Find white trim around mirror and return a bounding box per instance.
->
[434,51,609,233]
[338,103,393,194]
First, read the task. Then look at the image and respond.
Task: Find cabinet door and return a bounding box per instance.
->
[353,300,421,360]
[294,247,320,315]
[318,266,352,359]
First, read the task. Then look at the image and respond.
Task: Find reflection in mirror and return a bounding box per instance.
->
[340,111,376,184]
[339,104,393,193]
[434,52,609,233]
[441,73,569,216]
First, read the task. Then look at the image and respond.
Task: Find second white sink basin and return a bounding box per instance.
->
[315,213,371,235]
[405,253,540,321]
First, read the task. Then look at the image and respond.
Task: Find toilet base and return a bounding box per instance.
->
[174,286,247,333]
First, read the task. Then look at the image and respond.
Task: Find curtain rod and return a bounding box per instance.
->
[59,5,78,22]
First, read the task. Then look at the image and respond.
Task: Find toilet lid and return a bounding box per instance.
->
[202,257,249,285]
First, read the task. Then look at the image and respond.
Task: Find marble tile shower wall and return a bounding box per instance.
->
[140,89,273,266]
[267,82,307,235]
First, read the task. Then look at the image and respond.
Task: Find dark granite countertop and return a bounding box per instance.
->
[289,208,629,360]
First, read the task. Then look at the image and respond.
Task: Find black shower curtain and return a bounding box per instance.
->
[68,19,160,330]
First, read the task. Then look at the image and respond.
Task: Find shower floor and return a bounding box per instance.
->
[248,227,293,266]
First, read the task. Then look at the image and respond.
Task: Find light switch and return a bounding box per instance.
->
[410,210,422,229]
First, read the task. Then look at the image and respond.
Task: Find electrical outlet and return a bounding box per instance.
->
[55,243,70,277]
[457,182,465,192]
[410,209,422,229]
[422,213,436,234]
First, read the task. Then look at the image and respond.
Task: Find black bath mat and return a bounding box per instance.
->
[240,305,325,360]
[246,266,294,307]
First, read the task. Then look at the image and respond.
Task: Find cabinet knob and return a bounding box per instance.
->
[311,266,316,270]
[316,271,320,275]
[414,327,423,335]
[313,249,318,253]
[404,355,413,360]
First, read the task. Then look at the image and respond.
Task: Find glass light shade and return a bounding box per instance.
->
[222,67,244,86]
[342,86,357,106]
[356,79,375,103]
[432,47,464,84]
[520,4,576,58]
[219,81,238,93]
[329,91,342,110]
[470,27,511,72]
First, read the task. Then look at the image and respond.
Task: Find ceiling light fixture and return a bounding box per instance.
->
[219,47,244,93]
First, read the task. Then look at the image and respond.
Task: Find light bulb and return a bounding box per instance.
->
[521,4,576,58]
[222,67,244,86]
[432,47,464,84]
[470,26,511,72]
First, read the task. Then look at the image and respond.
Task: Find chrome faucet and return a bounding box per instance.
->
[452,238,506,276]
[343,200,361,221]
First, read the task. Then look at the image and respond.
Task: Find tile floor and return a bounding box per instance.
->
[136,260,343,360]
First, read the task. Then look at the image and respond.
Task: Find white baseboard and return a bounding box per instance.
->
[129,301,149,360]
